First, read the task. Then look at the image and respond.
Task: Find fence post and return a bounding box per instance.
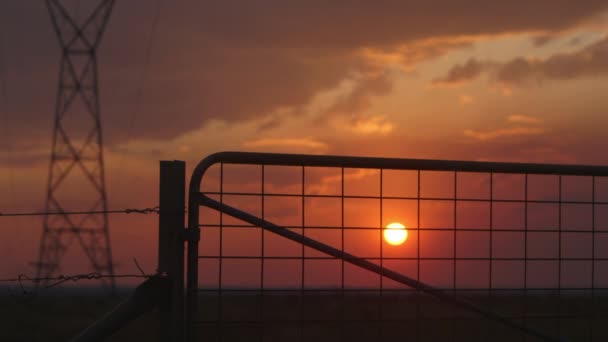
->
[158,161,185,341]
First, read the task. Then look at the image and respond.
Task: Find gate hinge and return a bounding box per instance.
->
[181,228,200,242]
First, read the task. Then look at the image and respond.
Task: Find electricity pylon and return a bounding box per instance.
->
[35,0,116,291]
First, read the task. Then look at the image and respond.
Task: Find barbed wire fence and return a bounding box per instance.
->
[0,206,165,299]
[0,163,186,341]
[0,206,161,217]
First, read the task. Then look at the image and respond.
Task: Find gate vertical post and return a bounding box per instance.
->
[158,161,186,341]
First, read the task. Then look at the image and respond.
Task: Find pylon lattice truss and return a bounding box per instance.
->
[35,0,116,290]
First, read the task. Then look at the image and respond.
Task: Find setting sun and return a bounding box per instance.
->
[384,222,408,246]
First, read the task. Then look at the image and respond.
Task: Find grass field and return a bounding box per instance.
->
[194,290,608,342]
[0,289,158,342]
[3,289,607,341]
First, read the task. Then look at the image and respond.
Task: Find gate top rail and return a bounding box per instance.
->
[190,151,608,195]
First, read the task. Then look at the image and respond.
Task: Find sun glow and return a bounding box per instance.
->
[384,222,408,246]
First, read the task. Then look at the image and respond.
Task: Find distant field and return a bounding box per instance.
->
[194,290,608,342]
[3,290,608,341]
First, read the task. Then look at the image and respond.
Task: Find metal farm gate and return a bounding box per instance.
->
[182,152,608,342]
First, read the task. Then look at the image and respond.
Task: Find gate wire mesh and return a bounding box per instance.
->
[187,152,608,342]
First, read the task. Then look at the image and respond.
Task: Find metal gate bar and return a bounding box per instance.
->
[187,152,608,341]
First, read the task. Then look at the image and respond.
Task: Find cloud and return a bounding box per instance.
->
[360,38,473,71]
[242,137,328,152]
[305,169,379,195]
[532,34,556,47]
[437,36,608,86]
[496,37,608,83]
[0,143,49,167]
[463,127,545,141]
[463,114,545,141]
[433,59,488,85]
[350,115,394,135]
[2,0,608,148]
[507,115,543,124]
[323,71,394,118]
[333,114,394,135]
[196,1,608,48]
[459,94,474,105]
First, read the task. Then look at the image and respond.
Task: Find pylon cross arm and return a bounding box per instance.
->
[46,0,116,51]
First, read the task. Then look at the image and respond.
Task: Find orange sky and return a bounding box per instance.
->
[2,1,608,286]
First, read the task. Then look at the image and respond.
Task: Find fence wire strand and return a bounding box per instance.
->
[0,206,161,217]
[0,273,150,288]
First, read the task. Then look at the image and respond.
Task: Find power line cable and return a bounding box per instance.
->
[113,0,163,194]
[0,1,18,216]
